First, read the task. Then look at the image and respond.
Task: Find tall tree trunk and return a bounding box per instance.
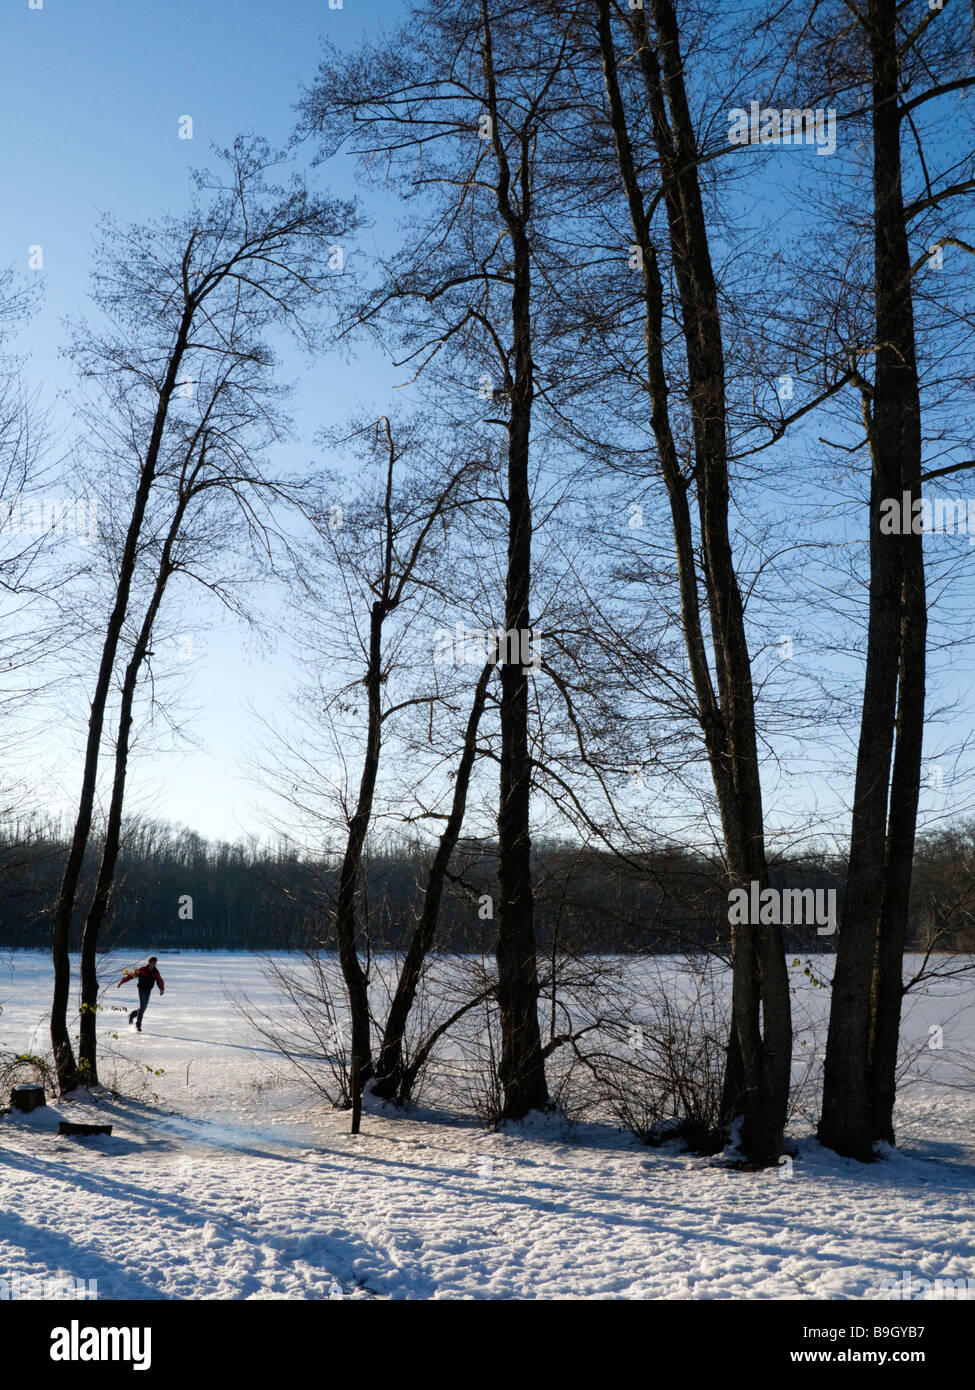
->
[819,465,899,1159]
[820,0,925,1160]
[334,599,386,1134]
[77,487,193,1082]
[482,1,548,1119]
[866,0,926,1146]
[50,312,192,1093]
[373,660,494,1103]
[596,0,751,1144]
[871,545,925,1142]
[624,0,791,1161]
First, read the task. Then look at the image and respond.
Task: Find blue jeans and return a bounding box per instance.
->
[129,986,152,1030]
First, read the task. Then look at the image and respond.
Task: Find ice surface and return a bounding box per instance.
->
[1,951,973,1300]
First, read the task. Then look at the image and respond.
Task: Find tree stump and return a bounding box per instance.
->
[58,1122,112,1137]
[10,1084,46,1113]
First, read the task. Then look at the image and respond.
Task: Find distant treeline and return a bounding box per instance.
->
[1,818,973,955]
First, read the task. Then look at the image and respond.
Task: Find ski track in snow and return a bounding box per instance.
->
[1,951,974,1300]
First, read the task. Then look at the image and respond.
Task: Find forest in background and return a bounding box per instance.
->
[2,816,974,956]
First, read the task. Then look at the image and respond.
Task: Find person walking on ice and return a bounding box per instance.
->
[118,956,165,1032]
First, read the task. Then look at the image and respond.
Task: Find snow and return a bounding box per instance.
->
[1,950,974,1300]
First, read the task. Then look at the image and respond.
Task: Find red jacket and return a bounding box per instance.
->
[119,964,165,994]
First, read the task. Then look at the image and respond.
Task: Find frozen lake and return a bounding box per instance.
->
[1,950,974,1299]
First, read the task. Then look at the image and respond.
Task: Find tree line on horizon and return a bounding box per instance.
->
[2,816,975,957]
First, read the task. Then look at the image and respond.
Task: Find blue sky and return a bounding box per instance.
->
[0,0,413,843]
[0,0,402,383]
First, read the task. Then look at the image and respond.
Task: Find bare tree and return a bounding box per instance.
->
[783,0,975,1158]
[49,138,357,1090]
[299,0,594,1117]
[254,415,487,1130]
[371,656,495,1101]
[554,0,795,1163]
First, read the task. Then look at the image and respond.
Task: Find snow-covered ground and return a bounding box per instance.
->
[1,951,974,1300]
